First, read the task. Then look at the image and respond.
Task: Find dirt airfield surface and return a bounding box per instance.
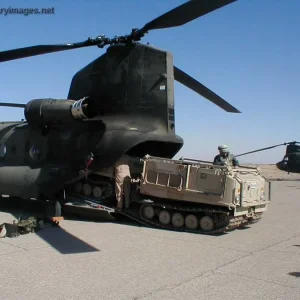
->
[245,163,300,181]
[0,165,300,300]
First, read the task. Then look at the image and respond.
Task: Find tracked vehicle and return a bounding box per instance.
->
[65,155,271,234]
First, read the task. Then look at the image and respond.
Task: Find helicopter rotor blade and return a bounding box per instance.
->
[0,38,107,63]
[0,102,26,108]
[173,66,240,113]
[0,1,238,63]
[138,0,237,34]
[235,141,300,157]
[235,144,286,157]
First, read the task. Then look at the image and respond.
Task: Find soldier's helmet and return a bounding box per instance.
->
[218,144,229,153]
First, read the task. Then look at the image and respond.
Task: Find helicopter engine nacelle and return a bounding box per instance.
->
[24,97,96,126]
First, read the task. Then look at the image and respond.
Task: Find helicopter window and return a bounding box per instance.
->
[29,146,41,161]
[0,144,6,158]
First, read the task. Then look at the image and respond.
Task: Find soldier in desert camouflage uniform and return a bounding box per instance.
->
[114,154,134,210]
[213,144,239,167]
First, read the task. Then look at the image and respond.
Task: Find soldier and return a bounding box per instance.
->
[213,144,239,167]
[114,153,133,210]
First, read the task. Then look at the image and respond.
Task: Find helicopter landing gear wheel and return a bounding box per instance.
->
[74,182,82,193]
[185,214,198,230]
[172,212,184,228]
[92,186,102,199]
[199,216,214,232]
[82,183,92,197]
[143,205,155,219]
[159,210,171,225]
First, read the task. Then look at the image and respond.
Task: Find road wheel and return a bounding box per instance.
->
[159,210,171,225]
[93,186,102,199]
[82,183,92,196]
[74,182,82,193]
[199,216,214,232]
[185,214,198,230]
[143,205,154,219]
[172,212,184,228]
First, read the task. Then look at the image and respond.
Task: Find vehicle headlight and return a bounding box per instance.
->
[234,196,240,205]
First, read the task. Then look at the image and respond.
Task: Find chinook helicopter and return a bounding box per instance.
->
[235,141,300,174]
[276,142,300,173]
[0,0,240,217]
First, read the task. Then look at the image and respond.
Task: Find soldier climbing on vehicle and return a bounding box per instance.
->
[213,144,239,167]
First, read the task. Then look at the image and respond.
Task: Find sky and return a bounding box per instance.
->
[0,0,299,164]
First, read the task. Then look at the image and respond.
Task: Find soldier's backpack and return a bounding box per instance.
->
[0,222,20,238]
[0,216,42,238]
[16,216,41,234]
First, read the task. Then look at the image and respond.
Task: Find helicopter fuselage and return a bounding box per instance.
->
[0,43,189,200]
[0,113,183,200]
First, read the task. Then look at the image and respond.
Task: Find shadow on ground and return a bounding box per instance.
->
[0,196,244,243]
[287,246,300,278]
[35,225,100,254]
[288,272,300,278]
[0,197,104,254]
